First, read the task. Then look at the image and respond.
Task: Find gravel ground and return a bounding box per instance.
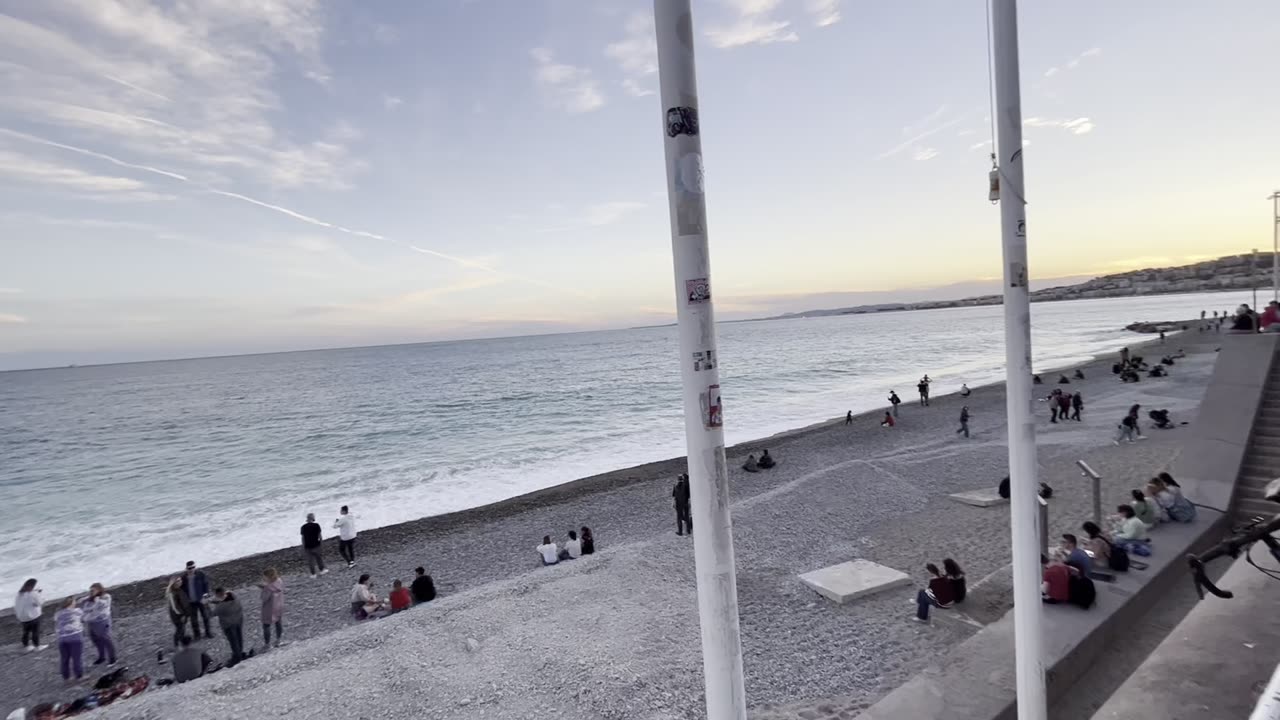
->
[1,330,1218,719]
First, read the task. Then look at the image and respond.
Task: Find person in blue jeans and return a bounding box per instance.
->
[914,563,955,622]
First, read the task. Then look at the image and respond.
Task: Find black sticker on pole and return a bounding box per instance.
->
[686,277,711,304]
[666,107,699,137]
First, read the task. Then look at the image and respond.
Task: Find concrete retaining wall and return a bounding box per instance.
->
[854,333,1279,720]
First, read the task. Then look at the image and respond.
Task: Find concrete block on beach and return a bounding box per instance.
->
[799,560,911,604]
[947,488,1008,507]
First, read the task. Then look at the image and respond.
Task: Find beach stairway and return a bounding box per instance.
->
[1234,351,1280,523]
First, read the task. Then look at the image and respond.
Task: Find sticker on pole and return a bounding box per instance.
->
[666,107,699,137]
[693,349,716,371]
[1009,261,1027,288]
[1016,218,1026,237]
[677,154,704,195]
[701,384,723,428]
[686,277,711,305]
[674,153,706,236]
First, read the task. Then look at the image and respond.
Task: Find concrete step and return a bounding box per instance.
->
[1251,446,1280,461]
[1243,462,1280,478]
[1235,497,1280,522]
[1237,484,1276,500]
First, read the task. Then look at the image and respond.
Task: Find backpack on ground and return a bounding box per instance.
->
[1067,573,1096,609]
[1107,540,1130,572]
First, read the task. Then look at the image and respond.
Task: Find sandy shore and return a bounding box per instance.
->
[0,327,1217,717]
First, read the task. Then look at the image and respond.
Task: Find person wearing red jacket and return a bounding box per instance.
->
[389,580,412,613]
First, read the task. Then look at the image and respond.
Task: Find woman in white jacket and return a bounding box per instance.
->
[14,578,47,652]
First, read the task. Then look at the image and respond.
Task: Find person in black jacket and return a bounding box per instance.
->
[179,561,212,640]
[410,567,436,604]
[580,526,595,555]
[673,474,692,536]
[300,513,327,578]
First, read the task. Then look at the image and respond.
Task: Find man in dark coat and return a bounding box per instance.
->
[672,474,692,536]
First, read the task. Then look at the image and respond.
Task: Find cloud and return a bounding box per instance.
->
[1044,67,1058,78]
[531,47,604,114]
[706,0,799,49]
[969,140,992,151]
[1045,47,1102,78]
[0,288,22,294]
[605,13,657,98]
[0,147,149,193]
[583,201,646,226]
[0,2,361,190]
[0,313,27,325]
[912,147,939,161]
[879,106,967,159]
[383,95,403,110]
[1023,117,1095,135]
[806,0,842,27]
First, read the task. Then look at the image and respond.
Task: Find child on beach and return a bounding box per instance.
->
[258,568,284,648]
[15,578,46,652]
[881,411,894,428]
[80,583,116,666]
[389,580,412,613]
[54,597,84,683]
[537,536,560,566]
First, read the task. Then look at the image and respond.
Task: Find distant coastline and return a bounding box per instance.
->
[766,252,1274,320]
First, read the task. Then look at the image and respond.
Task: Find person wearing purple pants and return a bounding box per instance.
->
[54,596,85,683]
[80,583,116,666]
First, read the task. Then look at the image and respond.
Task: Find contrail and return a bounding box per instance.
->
[0,127,553,287]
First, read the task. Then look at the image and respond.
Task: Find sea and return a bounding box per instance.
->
[0,290,1255,605]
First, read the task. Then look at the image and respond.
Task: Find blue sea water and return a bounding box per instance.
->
[0,290,1254,603]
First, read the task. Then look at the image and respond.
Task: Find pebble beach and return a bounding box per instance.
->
[1,328,1222,719]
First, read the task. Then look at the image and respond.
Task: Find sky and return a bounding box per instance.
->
[1,0,1278,368]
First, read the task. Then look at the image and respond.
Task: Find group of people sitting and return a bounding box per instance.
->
[535,528,596,566]
[742,450,776,472]
[913,559,966,622]
[349,567,437,620]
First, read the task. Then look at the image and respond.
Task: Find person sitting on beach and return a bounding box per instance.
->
[1074,369,1085,380]
[536,536,560,566]
[1032,374,1043,385]
[1061,534,1092,577]
[960,383,971,398]
[1148,474,1196,523]
[1232,304,1259,332]
[350,575,386,619]
[171,635,212,684]
[1120,367,1141,383]
[758,450,776,469]
[845,410,853,425]
[411,567,436,604]
[580,527,595,555]
[880,411,895,428]
[888,390,902,416]
[1160,355,1175,366]
[1070,392,1083,421]
[1058,374,1071,384]
[1041,555,1071,604]
[742,454,759,473]
[944,559,966,603]
[389,580,412,613]
[998,475,1010,500]
[1130,489,1159,528]
[1112,505,1152,556]
[558,530,582,560]
[1263,301,1280,331]
[1148,365,1166,378]
[1080,522,1115,571]
[1148,409,1175,429]
[913,563,955,622]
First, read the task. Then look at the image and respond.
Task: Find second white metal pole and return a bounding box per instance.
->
[653,2,748,718]
[1271,193,1278,304]
[991,1,1048,718]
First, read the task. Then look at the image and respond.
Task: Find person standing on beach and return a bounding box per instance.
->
[211,588,244,666]
[888,391,901,416]
[300,513,328,578]
[845,410,853,425]
[957,406,970,438]
[80,583,116,666]
[1056,391,1072,424]
[916,379,929,407]
[673,474,692,536]
[165,576,191,648]
[258,568,285,649]
[1049,389,1063,423]
[54,597,85,683]
[1071,391,1083,421]
[180,560,213,640]
[334,505,358,568]
[15,578,47,652]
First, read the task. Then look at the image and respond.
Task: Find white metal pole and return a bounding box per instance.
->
[1254,248,1259,312]
[991,1,1048,718]
[653,2,747,718]
[1270,192,1278,304]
